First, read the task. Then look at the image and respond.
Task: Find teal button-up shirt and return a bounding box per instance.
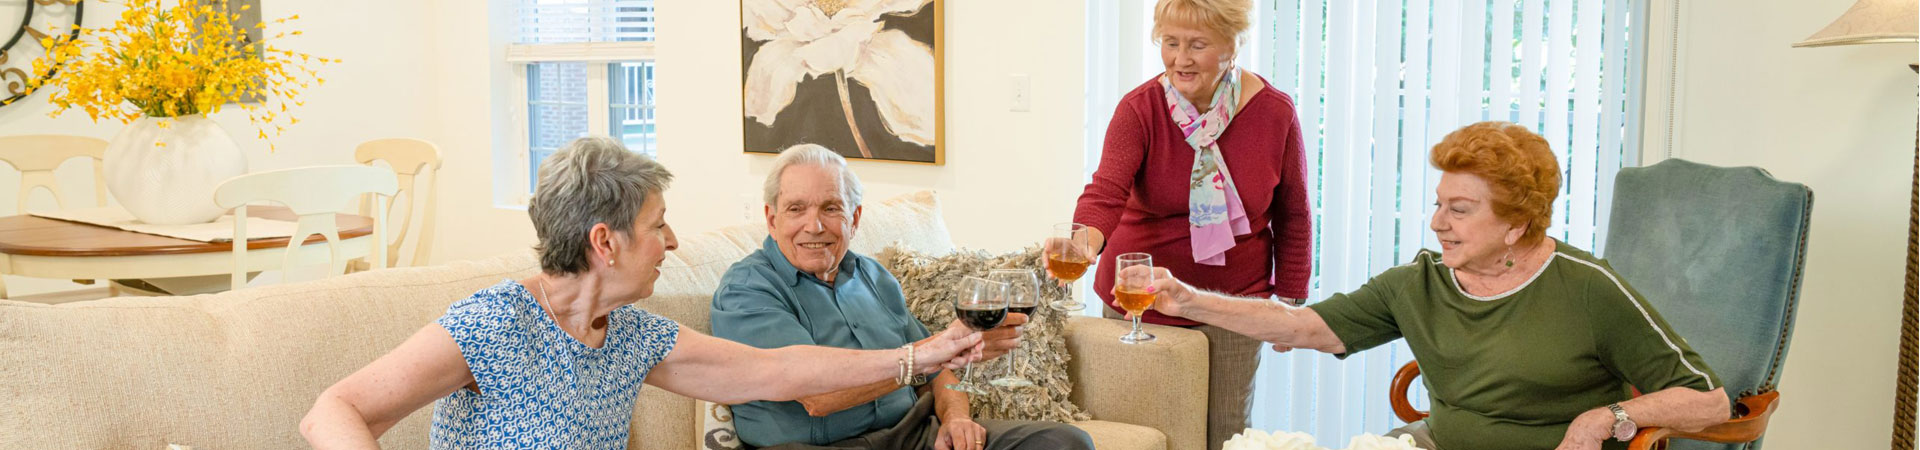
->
[710,237,932,447]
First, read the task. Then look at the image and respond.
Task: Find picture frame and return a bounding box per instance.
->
[739,0,943,165]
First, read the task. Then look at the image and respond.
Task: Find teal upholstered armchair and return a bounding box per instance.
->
[1386,159,1813,450]
[1606,159,1812,450]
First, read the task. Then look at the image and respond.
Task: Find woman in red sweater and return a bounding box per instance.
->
[1050,0,1311,448]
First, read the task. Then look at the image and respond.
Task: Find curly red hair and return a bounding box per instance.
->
[1429,121,1561,246]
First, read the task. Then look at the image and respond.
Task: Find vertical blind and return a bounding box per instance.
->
[515,0,657,44]
[1085,0,1644,445]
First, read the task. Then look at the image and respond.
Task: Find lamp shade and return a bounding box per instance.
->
[1794,0,1919,47]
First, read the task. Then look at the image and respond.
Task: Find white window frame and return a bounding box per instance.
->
[503,41,656,205]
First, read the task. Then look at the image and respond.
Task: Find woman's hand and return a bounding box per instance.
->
[1040,227,1105,286]
[1553,408,1614,450]
[916,320,986,372]
[1118,266,1199,319]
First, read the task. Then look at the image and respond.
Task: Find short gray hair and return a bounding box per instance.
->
[529,136,673,275]
[763,144,864,208]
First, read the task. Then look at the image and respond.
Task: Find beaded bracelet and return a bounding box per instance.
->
[897,343,915,386]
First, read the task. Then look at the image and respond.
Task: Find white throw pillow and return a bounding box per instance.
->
[694,401,744,450]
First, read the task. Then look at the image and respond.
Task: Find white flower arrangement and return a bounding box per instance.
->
[1221,429,1424,450]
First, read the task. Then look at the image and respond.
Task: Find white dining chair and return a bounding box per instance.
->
[348,138,442,271]
[213,165,398,290]
[0,135,108,212]
[0,135,110,299]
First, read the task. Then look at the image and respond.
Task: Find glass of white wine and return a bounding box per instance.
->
[1043,223,1095,312]
[1113,252,1156,344]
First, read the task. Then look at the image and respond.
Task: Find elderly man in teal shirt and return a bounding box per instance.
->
[712,145,1093,450]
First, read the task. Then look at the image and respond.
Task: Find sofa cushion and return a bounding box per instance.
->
[877,245,1093,424]
[0,251,538,449]
[849,190,956,257]
[1074,420,1169,450]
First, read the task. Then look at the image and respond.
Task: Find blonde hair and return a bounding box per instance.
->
[1152,0,1253,49]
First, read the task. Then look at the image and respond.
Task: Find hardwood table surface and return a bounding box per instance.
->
[0,206,374,257]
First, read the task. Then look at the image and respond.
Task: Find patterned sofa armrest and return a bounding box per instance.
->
[1065,316,1208,450]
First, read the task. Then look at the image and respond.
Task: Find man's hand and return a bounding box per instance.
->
[978,313,1028,361]
[1554,408,1615,450]
[933,416,988,450]
[919,320,986,372]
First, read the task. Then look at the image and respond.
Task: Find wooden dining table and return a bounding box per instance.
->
[0,206,376,297]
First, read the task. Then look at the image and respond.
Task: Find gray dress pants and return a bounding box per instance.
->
[753,393,1094,450]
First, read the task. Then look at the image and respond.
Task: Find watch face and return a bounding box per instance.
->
[1612,421,1637,441]
[1,0,86,108]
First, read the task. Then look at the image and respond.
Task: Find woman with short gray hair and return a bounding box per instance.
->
[302,136,987,449]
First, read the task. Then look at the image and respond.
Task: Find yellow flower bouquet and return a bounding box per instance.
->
[16,0,331,142]
[10,0,336,225]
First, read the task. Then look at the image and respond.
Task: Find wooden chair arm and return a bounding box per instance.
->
[1628,391,1781,450]
[1390,360,1428,423]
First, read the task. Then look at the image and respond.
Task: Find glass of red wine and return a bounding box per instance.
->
[947,276,1008,395]
[986,268,1040,389]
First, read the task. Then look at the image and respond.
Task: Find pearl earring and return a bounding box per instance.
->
[608,259,616,266]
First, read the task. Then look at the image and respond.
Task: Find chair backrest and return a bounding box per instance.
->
[0,135,108,212]
[354,138,443,268]
[214,165,400,290]
[1603,159,1812,450]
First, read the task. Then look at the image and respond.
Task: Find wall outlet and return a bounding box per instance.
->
[1010,74,1031,112]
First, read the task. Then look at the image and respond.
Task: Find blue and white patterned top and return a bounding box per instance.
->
[429,280,679,449]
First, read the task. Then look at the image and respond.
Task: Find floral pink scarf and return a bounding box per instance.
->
[1161,68,1251,266]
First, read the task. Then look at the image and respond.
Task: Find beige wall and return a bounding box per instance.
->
[0,0,1093,290]
[1644,0,1917,447]
[425,0,1093,265]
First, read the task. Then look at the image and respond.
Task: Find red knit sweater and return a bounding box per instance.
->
[1074,77,1313,327]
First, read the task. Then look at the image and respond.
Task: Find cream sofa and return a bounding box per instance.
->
[0,192,1208,450]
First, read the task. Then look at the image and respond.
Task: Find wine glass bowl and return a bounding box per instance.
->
[1045,252,1091,281]
[986,269,1040,389]
[1114,252,1157,344]
[1045,223,1096,312]
[947,276,1008,395]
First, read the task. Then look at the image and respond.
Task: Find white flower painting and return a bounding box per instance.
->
[741,0,941,164]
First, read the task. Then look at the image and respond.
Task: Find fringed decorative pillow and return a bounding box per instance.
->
[876,244,1093,423]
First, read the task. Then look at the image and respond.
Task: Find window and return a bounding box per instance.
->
[507,0,659,199]
[1087,0,1645,445]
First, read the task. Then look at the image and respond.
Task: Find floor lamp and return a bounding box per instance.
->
[1792,1,1919,448]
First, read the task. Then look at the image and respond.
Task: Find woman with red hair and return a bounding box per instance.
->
[1133,122,1731,450]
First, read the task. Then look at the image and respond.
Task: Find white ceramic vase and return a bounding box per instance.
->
[104,115,248,225]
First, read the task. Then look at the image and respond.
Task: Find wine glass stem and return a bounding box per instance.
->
[1066,280,1076,308]
[1006,334,1022,377]
[1132,315,1143,336]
